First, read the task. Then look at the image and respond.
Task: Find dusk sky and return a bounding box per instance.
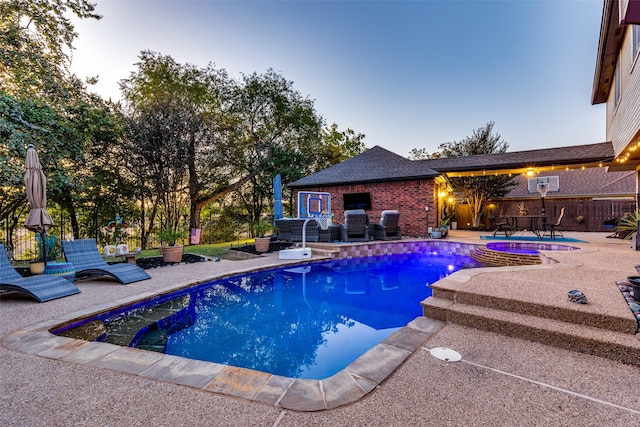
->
[70,0,607,157]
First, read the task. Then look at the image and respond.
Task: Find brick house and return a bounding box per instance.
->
[289,146,449,237]
[289,144,626,236]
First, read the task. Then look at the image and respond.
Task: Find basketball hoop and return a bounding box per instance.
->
[537,183,549,198]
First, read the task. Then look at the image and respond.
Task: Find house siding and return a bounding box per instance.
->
[607,25,640,157]
[295,179,439,237]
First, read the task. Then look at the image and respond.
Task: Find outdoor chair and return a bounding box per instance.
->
[541,207,565,240]
[340,209,369,242]
[289,219,319,243]
[62,238,151,284]
[275,219,293,242]
[370,210,401,240]
[492,217,512,237]
[603,217,618,238]
[0,244,80,302]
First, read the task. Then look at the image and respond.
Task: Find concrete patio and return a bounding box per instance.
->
[1,231,639,426]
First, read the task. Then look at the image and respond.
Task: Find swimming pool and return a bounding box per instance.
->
[486,241,580,255]
[54,251,484,379]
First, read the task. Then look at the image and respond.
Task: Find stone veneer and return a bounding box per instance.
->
[470,246,545,267]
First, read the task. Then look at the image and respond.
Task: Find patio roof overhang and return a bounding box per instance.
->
[592,0,624,105]
[423,142,616,178]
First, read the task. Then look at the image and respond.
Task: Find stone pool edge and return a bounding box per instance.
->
[2,310,443,411]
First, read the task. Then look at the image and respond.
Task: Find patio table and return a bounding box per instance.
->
[504,215,547,239]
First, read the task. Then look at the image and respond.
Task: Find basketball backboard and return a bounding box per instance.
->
[527,176,559,193]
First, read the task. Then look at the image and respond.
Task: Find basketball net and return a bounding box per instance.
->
[537,183,549,198]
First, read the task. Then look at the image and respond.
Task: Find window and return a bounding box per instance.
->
[615,57,621,107]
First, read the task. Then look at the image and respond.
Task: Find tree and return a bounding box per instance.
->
[191,68,323,225]
[314,123,366,172]
[430,122,517,227]
[0,0,101,105]
[0,1,129,242]
[407,147,432,160]
[121,53,325,239]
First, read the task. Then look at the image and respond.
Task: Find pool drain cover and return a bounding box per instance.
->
[430,347,462,362]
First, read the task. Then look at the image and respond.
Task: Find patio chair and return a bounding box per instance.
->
[62,238,151,284]
[0,244,80,302]
[340,209,369,242]
[603,217,619,238]
[541,207,565,240]
[370,210,401,240]
[289,219,319,243]
[275,219,293,242]
[492,217,512,237]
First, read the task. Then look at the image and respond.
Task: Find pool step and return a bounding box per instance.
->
[422,297,640,366]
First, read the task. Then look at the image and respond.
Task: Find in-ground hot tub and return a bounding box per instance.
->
[486,241,579,255]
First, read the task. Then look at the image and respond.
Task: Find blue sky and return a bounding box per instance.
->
[70,0,606,157]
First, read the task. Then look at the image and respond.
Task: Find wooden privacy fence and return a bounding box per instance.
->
[455,198,637,232]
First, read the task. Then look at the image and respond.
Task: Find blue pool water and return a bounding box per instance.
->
[55,251,483,379]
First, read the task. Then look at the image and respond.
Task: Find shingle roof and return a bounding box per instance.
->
[289,146,441,188]
[419,142,614,172]
[289,142,616,188]
[505,168,635,199]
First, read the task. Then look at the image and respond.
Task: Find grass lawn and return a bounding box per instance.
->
[138,239,255,259]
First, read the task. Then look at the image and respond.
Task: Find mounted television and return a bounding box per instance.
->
[343,192,371,210]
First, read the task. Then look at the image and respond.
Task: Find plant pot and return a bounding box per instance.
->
[29,261,46,275]
[254,237,271,253]
[451,221,457,230]
[430,230,442,239]
[161,245,184,263]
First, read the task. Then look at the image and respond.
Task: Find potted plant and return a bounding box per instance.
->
[430,227,442,239]
[252,220,274,253]
[439,218,450,238]
[443,201,457,230]
[616,211,640,240]
[30,233,59,274]
[158,228,187,262]
[516,202,529,216]
[450,211,458,230]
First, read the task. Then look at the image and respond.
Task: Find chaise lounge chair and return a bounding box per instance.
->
[370,210,401,240]
[0,244,80,302]
[62,238,151,284]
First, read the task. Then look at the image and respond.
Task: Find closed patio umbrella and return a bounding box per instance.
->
[273,174,284,221]
[24,144,54,264]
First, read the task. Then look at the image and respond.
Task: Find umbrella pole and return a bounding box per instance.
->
[41,231,47,267]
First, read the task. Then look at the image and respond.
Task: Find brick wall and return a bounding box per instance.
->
[294,178,439,237]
